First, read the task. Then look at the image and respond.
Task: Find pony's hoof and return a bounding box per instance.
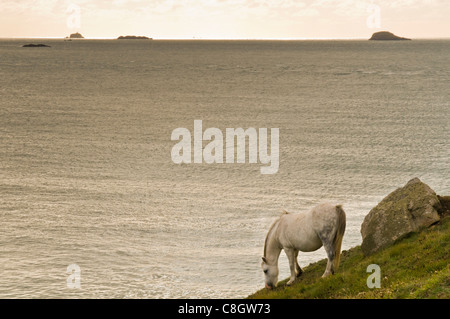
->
[286,279,295,286]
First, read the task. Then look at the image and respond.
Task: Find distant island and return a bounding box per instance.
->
[67,32,84,39]
[369,31,411,41]
[22,44,51,48]
[117,35,152,40]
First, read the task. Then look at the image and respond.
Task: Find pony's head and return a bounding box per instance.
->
[261,257,278,289]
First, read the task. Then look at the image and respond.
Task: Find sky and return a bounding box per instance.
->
[1,0,449,39]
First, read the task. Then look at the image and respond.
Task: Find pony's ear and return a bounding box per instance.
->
[261,257,267,263]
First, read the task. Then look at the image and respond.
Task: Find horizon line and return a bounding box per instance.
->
[2,36,450,41]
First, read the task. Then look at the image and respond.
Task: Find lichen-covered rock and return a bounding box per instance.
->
[438,195,450,216]
[360,178,441,256]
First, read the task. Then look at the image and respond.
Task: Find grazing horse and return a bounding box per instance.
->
[261,203,346,289]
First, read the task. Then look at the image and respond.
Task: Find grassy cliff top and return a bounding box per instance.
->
[248,216,449,299]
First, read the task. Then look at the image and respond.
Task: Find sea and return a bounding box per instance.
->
[0,38,449,298]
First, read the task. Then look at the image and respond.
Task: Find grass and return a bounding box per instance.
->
[247,215,450,299]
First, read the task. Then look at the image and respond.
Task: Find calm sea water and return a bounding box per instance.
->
[0,39,449,298]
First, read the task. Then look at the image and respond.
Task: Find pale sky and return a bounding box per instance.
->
[1,0,449,39]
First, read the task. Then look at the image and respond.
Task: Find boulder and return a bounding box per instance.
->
[438,195,450,216]
[360,178,441,256]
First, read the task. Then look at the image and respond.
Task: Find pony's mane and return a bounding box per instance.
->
[263,210,289,258]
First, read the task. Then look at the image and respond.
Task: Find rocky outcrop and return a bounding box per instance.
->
[117,35,152,40]
[438,195,450,216]
[22,44,51,47]
[360,178,441,256]
[369,31,411,41]
[69,32,84,39]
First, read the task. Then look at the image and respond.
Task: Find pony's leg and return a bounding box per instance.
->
[322,260,334,278]
[294,250,303,277]
[285,248,297,285]
[321,241,335,278]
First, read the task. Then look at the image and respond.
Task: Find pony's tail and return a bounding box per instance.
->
[333,205,346,272]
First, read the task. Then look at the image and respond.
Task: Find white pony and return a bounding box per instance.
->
[261,203,346,289]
